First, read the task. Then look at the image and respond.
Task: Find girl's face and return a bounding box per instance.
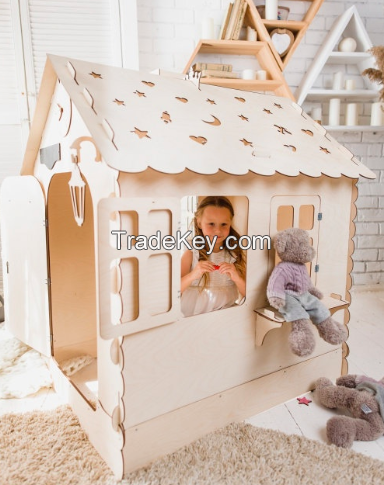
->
[197,205,232,251]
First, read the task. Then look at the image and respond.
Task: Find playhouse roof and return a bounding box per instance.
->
[27,54,375,179]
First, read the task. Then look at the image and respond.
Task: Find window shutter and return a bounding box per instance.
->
[27,0,119,93]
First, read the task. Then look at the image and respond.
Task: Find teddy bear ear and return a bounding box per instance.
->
[273,232,287,254]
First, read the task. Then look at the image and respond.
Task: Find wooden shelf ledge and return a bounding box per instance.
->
[254,294,349,346]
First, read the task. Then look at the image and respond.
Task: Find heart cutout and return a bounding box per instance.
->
[270,28,294,57]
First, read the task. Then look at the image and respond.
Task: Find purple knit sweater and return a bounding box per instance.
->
[267,262,312,300]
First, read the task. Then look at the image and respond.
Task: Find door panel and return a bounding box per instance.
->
[0,176,51,356]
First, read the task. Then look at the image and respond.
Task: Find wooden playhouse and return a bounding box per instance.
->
[0,55,375,478]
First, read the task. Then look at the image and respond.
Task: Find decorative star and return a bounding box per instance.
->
[274,103,283,109]
[235,96,246,103]
[297,396,312,406]
[131,127,151,139]
[142,80,155,87]
[113,99,125,106]
[274,125,292,135]
[320,146,331,154]
[134,90,146,97]
[263,109,273,115]
[239,114,248,121]
[240,138,253,147]
[206,98,216,105]
[89,71,102,79]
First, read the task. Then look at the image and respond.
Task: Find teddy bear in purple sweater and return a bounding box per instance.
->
[267,228,348,357]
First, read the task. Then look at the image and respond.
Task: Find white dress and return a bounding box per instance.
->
[181,249,239,317]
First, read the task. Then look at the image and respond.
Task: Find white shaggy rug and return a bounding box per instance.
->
[2,405,384,485]
[0,322,52,398]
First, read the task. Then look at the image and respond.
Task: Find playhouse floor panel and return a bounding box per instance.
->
[67,358,98,407]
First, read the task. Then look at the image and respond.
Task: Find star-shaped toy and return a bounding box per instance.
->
[297,396,312,406]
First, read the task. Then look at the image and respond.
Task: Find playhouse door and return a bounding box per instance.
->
[270,195,321,284]
[0,176,51,356]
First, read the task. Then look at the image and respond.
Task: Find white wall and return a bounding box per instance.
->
[136,0,384,286]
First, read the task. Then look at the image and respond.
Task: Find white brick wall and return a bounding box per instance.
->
[136,0,384,287]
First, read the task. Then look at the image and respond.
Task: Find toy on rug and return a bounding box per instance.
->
[316,375,384,448]
[267,228,348,357]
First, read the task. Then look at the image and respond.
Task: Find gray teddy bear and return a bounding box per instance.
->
[267,227,348,357]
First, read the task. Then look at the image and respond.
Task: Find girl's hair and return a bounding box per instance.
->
[193,196,246,289]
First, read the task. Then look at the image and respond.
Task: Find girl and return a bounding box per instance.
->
[181,196,246,317]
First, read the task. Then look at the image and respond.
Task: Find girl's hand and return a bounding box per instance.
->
[189,260,215,280]
[218,263,246,298]
[217,262,238,281]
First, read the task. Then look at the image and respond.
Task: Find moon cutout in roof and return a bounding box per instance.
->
[203,115,221,126]
[284,145,297,152]
[302,129,314,136]
[142,81,155,87]
[176,97,188,103]
[190,136,207,145]
[235,97,246,103]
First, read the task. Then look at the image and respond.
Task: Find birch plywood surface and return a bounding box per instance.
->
[41,55,374,180]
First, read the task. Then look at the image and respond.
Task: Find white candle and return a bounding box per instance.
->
[328,98,341,126]
[345,103,358,126]
[265,0,278,20]
[311,107,322,123]
[345,79,355,90]
[201,17,214,39]
[241,69,256,80]
[370,102,384,126]
[332,71,344,90]
[256,70,267,80]
[246,26,257,41]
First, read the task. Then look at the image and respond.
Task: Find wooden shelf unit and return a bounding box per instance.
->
[183,39,294,99]
[246,0,325,70]
[295,6,382,130]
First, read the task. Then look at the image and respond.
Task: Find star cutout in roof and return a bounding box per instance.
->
[89,71,102,79]
[240,138,253,147]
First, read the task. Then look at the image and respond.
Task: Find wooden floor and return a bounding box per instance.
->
[1,286,384,462]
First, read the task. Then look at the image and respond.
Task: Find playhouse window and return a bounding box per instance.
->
[275,200,319,276]
[180,195,248,317]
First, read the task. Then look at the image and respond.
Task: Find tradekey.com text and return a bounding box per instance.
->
[111,230,271,255]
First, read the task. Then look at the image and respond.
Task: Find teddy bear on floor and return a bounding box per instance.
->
[267,227,348,357]
[316,375,384,448]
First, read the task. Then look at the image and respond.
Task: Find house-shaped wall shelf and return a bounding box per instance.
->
[183,39,294,99]
[295,6,383,131]
[248,0,325,71]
